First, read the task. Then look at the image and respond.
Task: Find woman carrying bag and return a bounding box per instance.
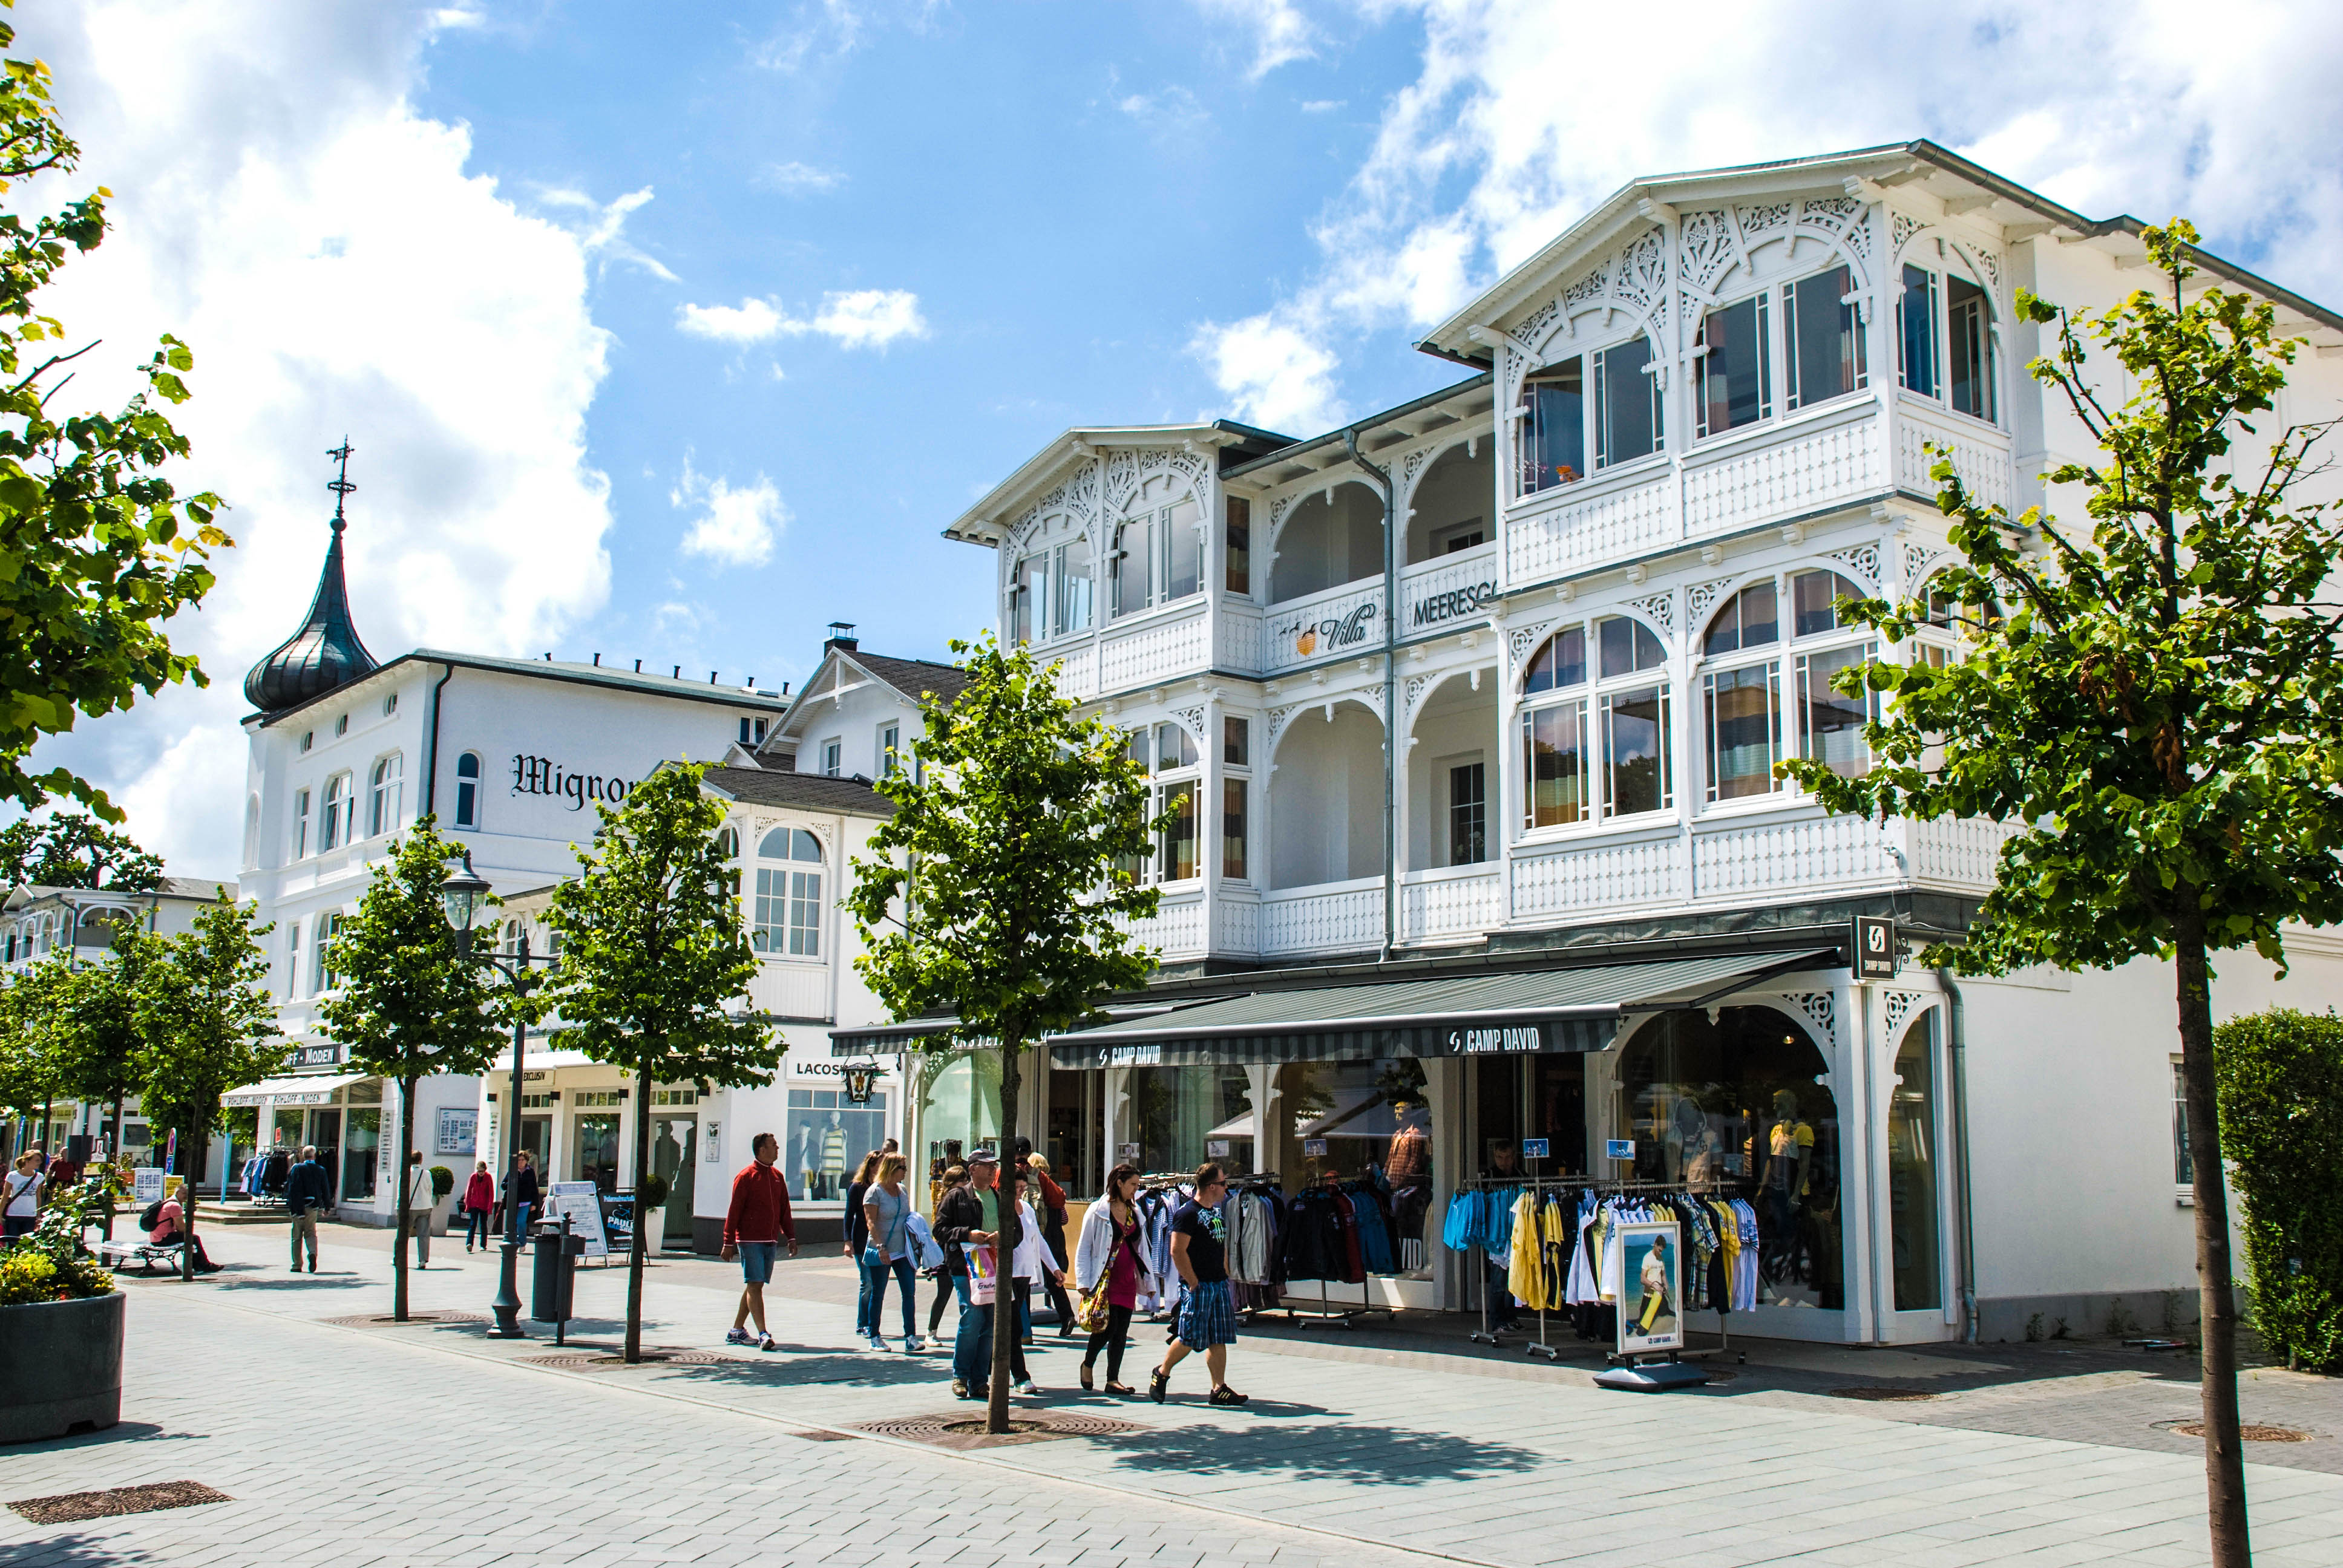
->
[1072,1163,1152,1394]
[859,1153,923,1351]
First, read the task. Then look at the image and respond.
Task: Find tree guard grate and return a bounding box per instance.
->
[850,1410,1146,1450]
[1826,1386,1942,1402]
[318,1310,489,1327]
[516,1348,726,1369]
[11,1481,232,1525]
[2166,1421,2313,1443]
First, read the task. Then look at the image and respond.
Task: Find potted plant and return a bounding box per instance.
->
[0,1177,124,1441]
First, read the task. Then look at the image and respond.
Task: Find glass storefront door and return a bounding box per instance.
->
[1888,1016,1942,1312]
[574,1114,621,1193]
[519,1116,551,1176]
[649,1112,697,1246]
[336,1108,376,1203]
[783,1090,887,1203]
[1132,1065,1253,1178]
[1045,1065,1101,1200]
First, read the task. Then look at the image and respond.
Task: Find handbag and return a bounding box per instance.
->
[1073,1217,1131,1335]
[965,1243,998,1306]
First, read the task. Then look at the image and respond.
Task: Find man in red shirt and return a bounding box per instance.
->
[720,1131,799,1351]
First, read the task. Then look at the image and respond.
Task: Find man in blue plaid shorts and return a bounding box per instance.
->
[1147,1161,1248,1406]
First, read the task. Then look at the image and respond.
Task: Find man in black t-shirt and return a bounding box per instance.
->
[1147,1161,1247,1407]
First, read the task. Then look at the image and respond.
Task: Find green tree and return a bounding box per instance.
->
[844,636,1158,1433]
[0,4,229,822]
[134,892,283,1280]
[0,813,166,891]
[316,819,503,1321]
[2213,1008,2343,1374]
[1782,220,2343,1568]
[542,762,778,1363]
[0,956,65,1158]
[48,934,155,1235]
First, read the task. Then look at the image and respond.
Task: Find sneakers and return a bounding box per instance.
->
[757,1332,779,1353]
[866,1335,890,1351]
[903,1334,926,1353]
[1014,1380,1041,1396]
[1148,1367,1169,1403]
[725,1327,755,1347]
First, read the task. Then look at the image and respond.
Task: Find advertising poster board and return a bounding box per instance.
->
[133,1167,165,1206]
[601,1194,635,1253]
[1615,1221,1684,1355]
[545,1181,609,1258]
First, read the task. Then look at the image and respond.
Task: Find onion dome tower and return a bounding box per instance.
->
[244,439,379,714]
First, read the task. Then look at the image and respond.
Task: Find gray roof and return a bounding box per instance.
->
[254,648,791,728]
[701,767,896,818]
[851,652,971,708]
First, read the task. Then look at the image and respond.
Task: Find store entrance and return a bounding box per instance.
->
[1045,1066,1101,1200]
[1470,1054,1587,1176]
[309,1109,344,1204]
[648,1111,697,1247]
[574,1114,620,1194]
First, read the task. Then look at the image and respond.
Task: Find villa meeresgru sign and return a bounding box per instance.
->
[1411,578,1496,630]
[511,754,638,811]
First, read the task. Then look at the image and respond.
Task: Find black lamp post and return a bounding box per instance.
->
[440,849,550,1339]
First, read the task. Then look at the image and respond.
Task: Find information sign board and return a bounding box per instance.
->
[1521,1138,1550,1159]
[545,1181,609,1258]
[1604,1138,1635,1161]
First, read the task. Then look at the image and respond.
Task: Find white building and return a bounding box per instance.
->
[229,486,789,1228]
[904,140,2343,1344]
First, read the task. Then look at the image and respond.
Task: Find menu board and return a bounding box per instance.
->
[544,1181,609,1258]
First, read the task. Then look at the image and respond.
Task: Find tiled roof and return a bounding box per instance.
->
[852,652,971,708]
[701,767,896,817]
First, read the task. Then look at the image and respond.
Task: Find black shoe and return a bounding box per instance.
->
[1148,1367,1169,1403]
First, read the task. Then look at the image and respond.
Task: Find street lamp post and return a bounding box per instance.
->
[439,849,551,1340]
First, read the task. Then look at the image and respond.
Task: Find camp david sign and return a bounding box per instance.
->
[1445,1025,1542,1054]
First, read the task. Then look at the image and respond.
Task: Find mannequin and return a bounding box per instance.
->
[1758,1088,1814,1277]
[1662,1096,1706,1184]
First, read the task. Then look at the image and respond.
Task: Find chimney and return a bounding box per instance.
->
[825,621,859,654]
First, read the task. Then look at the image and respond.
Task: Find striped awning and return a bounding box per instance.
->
[1043,949,1834,1069]
[828,1001,1202,1059]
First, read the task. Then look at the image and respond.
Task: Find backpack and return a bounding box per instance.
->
[139,1198,166,1232]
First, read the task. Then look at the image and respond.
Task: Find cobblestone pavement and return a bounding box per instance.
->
[2,1220,2339,1568]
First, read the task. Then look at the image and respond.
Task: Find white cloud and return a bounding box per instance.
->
[675,289,928,350]
[1300,99,1344,114]
[13,1,618,875]
[810,288,926,348]
[1192,0,2343,426]
[678,297,788,343]
[536,183,678,281]
[760,160,847,193]
[1194,0,1315,80]
[1115,83,1208,131]
[672,455,787,567]
[1188,311,1345,435]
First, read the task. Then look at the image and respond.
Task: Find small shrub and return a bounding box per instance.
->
[2052,1316,2070,1340]
[2215,1008,2343,1373]
[2025,1312,2045,1342]
[0,1178,117,1301]
[429,1165,454,1200]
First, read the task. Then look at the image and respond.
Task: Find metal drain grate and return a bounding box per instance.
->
[11,1481,231,1525]
[787,1429,861,1442]
[318,1310,489,1328]
[2164,1421,2313,1443]
[849,1410,1145,1451]
[1826,1386,1941,1402]
[517,1348,726,1369]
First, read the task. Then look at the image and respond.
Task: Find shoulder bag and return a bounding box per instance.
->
[1073,1213,1131,1335]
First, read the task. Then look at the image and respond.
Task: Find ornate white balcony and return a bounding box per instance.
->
[747,960,830,1022]
[1398,864,1499,944]
[1260,876,1383,956]
[1396,542,1499,640]
[1896,402,2014,514]
[1124,886,1207,960]
[1262,580,1383,676]
[1680,402,1886,543]
[1098,602,1208,692]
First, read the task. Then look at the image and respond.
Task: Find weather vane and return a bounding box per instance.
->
[327,438,355,531]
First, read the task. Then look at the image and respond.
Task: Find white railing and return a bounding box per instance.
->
[1397,543,1499,639]
[1216,606,1263,673]
[1896,403,2014,514]
[1505,464,1673,584]
[1691,809,1896,899]
[1038,645,1098,702]
[1398,865,1499,942]
[1908,815,2018,891]
[1124,887,1207,959]
[1262,579,1384,675]
[1511,832,1685,920]
[747,960,829,1021]
[1215,891,1260,955]
[1098,603,1209,693]
[1260,877,1383,956]
[1681,405,1885,541]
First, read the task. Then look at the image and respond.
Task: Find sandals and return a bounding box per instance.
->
[1147,1367,1169,1403]
[1208,1385,1250,1406]
[1080,1365,1095,1392]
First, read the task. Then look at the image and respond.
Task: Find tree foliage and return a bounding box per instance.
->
[47,930,153,1166]
[0,953,66,1138]
[543,762,777,1362]
[2214,1008,2343,1374]
[0,4,229,820]
[1781,219,2341,1568]
[318,818,505,1319]
[0,812,165,890]
[845,636,1158,1431]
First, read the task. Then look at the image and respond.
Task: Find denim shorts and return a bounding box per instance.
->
[736,1241,778,1284]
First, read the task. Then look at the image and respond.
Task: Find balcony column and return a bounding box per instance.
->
[1200,691,1221,957]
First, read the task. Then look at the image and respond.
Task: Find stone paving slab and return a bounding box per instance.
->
[8,1218,2334,1568]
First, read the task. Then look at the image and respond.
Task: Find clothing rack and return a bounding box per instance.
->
[1457,1175,1741,1363]
[1263,1170,1390,1331]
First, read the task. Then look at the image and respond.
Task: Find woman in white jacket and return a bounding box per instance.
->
[1071,1163,1153,1394]
[1004,1168,1064,1394]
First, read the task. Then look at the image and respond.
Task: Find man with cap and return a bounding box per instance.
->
[931,1149,1004,1399]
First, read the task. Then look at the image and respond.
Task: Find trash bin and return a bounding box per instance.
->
[531,1227,586,1322]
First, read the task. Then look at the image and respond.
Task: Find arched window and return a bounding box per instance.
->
[1517,615,1672,828]
[320,773,352,851]
[1696,569,1878,800]
[1110,483,1202,619]
[1900,256,1998,423]
[715,826,739,859]
[1700,584,1783,803]
[751,828,822,956]
[454,751,482,830]
[367,753,404,837]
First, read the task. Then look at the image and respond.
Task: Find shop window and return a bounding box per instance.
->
[1889,1016,1941,1312]
[342,1106,380,1202]
[1594,338,1662,467]
[292,787,312,859]
[1449,761,1487,865]
[574,1111,621,1193]
[1270,1059,1435,1267]
[1224,497,1251,595]
[1784,264,1866,410]
[1797,642,1878,778]
[1703,583,1778,657]
[1220,777,1248,881]
[1697,292,1772,438]
[320,773,352,851]
[1618,1006,1843,1310]
[1947,275,1995,422]
[1519,356,1585,495]
[1898,264,1939,399]
[1054,537,1094,635]
[1703,662,1780,802]
[784,1086,890,1203]
[367,753,404,837]
[454,752,480,829]
[1133,1065,1254,1179]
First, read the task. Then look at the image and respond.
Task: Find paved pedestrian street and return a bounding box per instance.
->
[4,1223,2341,1567]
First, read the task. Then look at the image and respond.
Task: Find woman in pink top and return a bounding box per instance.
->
[1072,1163,1149,1394]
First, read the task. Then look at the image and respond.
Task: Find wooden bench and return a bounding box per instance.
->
[96,1238,186,1275]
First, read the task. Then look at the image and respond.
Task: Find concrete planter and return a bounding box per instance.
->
[0,1291,124,1442]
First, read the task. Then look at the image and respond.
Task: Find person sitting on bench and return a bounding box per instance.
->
[149,1195,221,1274]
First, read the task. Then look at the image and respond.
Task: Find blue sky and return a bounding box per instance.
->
[15,0,2343,872]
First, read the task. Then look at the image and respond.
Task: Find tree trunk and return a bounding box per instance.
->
[102,1095,123,1240]
[2174,892,2250,1568]
[988,1036,1023,1435]
[392,1074,419,1322]
[623,1060,652,1364]
[179,1125,208,1283]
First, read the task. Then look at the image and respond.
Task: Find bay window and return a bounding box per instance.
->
[1518,616,1670,828]
[1519,357,1586,495]
[1110,497,1204,619]
[1947,275,1996,422]
[1784,264,1866,410]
